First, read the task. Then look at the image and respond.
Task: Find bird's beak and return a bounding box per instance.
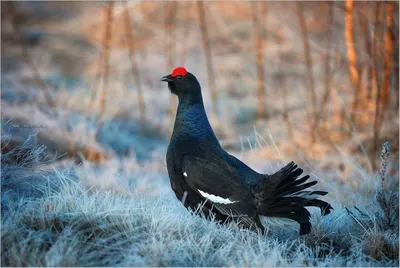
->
[161,74,173,82]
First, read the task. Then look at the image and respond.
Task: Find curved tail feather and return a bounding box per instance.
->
[253,162,333,235]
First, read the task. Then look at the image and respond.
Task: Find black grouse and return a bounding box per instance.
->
[161,67,333,235]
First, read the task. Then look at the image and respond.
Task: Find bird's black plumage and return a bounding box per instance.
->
[162,67,333,235]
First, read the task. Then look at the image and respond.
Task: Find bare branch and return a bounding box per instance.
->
[92,1,114,148]
[124,1,146,135]
[6,2,55,109]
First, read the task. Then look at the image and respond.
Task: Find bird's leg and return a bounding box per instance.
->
[254,216,267,235]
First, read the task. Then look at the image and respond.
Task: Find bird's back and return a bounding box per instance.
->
[224,153,263,186]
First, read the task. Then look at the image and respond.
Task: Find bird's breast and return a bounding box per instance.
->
[173,105,217,144]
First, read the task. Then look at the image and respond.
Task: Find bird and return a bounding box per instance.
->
[161,67,333,235]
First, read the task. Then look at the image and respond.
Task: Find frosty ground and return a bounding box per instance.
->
[1,125,398,267]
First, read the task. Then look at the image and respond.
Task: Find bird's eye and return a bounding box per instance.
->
[176,75,183,80]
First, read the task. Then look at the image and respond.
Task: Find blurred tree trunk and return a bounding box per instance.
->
[373,1,394,166]
[381,2,394,108]
[251,1,267,119]
[314,2,334,134]
[6,2,55,109]
[198,1,218,119]
[124,2,146,135]
[93,1,113,144]
[345,0,361,127]
[87,3,114,121]
[372,2,384,96]
[164,1,178,122]
[392,3,399,109]
[340,105,346,134]
[280,51,293,141]
[180,2,191,66]
[358,7,373,102]
[87,56,103,114]
[372,3,385,170]
[297,3,317,143]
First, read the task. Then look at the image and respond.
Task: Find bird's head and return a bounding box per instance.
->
[161,67,202,100]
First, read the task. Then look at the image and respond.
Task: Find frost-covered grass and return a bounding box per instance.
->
[1,136,398,267]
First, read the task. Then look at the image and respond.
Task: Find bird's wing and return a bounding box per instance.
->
[182,153,256,218]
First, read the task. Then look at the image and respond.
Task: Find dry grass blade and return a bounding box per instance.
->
[375,142,397,233]
[379,141,391,187]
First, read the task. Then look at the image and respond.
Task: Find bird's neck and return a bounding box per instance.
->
[177,92,203,107]
[172,94,219,145]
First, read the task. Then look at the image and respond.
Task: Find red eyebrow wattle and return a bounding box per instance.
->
[171,67,187,77]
